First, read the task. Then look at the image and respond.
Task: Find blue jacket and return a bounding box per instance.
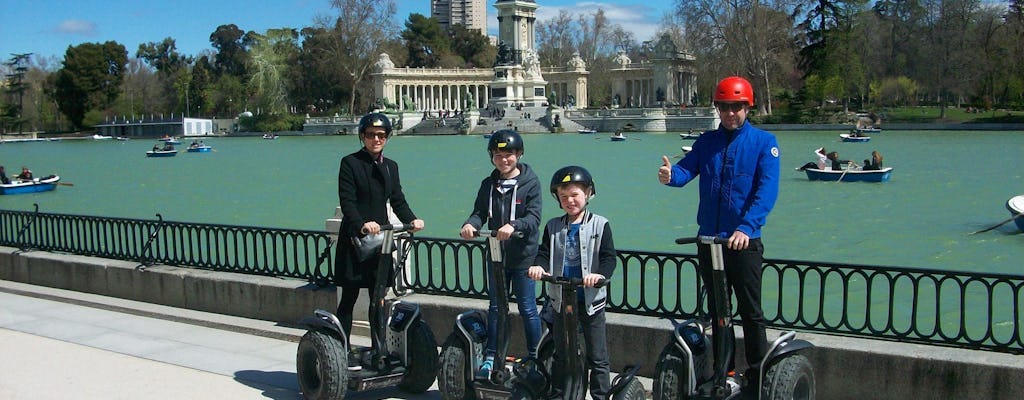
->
[665,121,780,239]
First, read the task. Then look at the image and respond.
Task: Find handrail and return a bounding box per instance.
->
[0,208,1020,354]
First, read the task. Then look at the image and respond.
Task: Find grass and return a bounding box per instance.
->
[881,106,1024,124]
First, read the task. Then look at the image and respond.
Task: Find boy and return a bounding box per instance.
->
[528,165,616,400]
[460,129,543,378]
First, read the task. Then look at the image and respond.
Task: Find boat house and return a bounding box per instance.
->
[95,115,215,138]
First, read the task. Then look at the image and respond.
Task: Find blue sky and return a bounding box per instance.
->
[0,0,674,63]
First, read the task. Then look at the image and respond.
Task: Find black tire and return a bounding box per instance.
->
[762,355,815,400]
[612,377,647,400]
[438,333,475,400]
[296,330,348,400]
[652,344,690,400]
[398,319,439,393]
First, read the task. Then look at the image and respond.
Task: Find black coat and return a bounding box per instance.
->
[334,148,417,286]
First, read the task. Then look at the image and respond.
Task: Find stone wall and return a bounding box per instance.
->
[1,246,1021,399]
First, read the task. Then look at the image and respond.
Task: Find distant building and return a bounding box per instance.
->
[95,115,216,138]
[432,0,487,36]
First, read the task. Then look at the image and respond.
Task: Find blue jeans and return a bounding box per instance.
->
[486,266,542,358]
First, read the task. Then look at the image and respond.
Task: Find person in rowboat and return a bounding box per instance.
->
[15,166,33,181]
[0,166,10,184]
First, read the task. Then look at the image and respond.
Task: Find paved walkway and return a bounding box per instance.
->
[0,280,438,400]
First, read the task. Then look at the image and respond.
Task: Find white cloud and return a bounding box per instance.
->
[53,20,98,36]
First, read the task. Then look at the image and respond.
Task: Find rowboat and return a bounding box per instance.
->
[158,136,182,145]
[840,133,871,142]
[0,175,61,195]
[1006,195,1024,232]
[679,131,701,139]
[610,134,627,142]
[578,128,597,134]
[91,134,113,140]
[146,149,178,157]
[186,145,213,153]
[857,127,882,134]
[803,167,892,183]
[262,134,279,140]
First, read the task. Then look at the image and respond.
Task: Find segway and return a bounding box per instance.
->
[511,274,647,400]
[437,230,552,400]
[296,223,438,400]
[653,236,816,400]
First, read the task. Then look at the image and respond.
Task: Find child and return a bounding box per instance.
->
[459,129,543,378]
[528,165,616,400]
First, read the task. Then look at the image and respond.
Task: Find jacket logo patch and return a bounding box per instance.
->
[771,147,780,157]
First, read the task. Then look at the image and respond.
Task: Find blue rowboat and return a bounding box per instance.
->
[0,175,60,195]
[187,145,213,153]
[146,149,178,157]
[803,167,892,183]
[578,128,597,134]
[840,133,871,142]
[1006,195,1024,233]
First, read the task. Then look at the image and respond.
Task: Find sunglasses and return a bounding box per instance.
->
[715,102,746,113]
[361,132,389,140]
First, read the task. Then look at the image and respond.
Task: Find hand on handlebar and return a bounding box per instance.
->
[496,224,516,241]
[527,266,548,281]
[361,221,381,235]
[459,224,477,240]
[582,273,606,288]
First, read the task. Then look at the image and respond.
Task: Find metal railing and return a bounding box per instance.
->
[1,207,1021,354]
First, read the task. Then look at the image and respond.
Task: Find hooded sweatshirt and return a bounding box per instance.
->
[464,163,542,270]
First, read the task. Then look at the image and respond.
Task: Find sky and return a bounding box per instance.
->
[0,0,675,64]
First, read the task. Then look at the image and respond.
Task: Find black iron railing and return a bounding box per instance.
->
[1,208,1021,354]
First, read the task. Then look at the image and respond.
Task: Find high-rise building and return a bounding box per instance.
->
[431,0,487,35]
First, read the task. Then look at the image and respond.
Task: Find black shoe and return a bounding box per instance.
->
[741,368,760,396]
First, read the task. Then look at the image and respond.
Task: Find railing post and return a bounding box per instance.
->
[137,213,164,269]
[310,238,336,286]
[14,203,40,252]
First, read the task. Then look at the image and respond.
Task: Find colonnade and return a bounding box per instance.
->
[381,82,491,112]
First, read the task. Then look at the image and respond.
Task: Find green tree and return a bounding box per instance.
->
[54,41,128,129]
[402,13,449,68]
[448,24,495,68]
[248,28,299,115]
[210,24,251,78]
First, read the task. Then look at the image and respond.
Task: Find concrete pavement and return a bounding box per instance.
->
[0,280,438,400]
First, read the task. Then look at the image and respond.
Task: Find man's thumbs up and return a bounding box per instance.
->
[658,155,672,184]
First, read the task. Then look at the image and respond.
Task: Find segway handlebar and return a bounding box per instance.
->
[675,235,728,245]
[377,223,415,233]
[476,229,525,238]
[539,274,608,288]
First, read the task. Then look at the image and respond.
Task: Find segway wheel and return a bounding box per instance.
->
[296,330,348,400]
[762,354,815,400]
[652,344,692,400]
[398,319,439,393]
[438,333,476,400]
[612,377,647,400]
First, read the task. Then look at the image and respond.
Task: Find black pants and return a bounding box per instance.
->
[697,239,768,373]
[549,301,611,400]
[335,255,383,338]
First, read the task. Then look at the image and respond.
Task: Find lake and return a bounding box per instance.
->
[1,129,1022,275]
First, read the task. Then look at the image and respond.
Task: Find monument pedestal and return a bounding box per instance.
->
[489,65,548,108]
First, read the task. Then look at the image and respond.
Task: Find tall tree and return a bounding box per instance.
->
[2,53,32,133]
[315,0,398,115]
[402,13,449,68]
[210,24,251,78]
[448,24,495,68]
[54,41,128,129]
[248,28,299,115]
[920,0,980,116]
[535,10,578,67]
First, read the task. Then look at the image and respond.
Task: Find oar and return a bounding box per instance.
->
[835,168,850,183]
[57,182,74,187]
[970,213,1023,235]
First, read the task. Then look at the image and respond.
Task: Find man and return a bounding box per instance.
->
[334,112,424,370]
[657,76,781,392]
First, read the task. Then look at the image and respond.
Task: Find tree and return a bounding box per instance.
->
[402,13,449,68]
[2,53,32,133]
[54,41,128,129]
[248,28,299,115]
[535,10,577,68]
[920,0,980,116]
[210,24,251,78]
[448,24,495,68]
[315,0,398,115]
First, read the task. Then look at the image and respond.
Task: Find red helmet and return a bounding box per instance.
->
[713,76,754,106]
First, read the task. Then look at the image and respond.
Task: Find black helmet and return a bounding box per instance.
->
[550,165,596,197]
[487,129,524,154]
[358,112,393,137]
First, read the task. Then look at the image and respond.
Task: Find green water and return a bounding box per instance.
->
[2,130,1022,274]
